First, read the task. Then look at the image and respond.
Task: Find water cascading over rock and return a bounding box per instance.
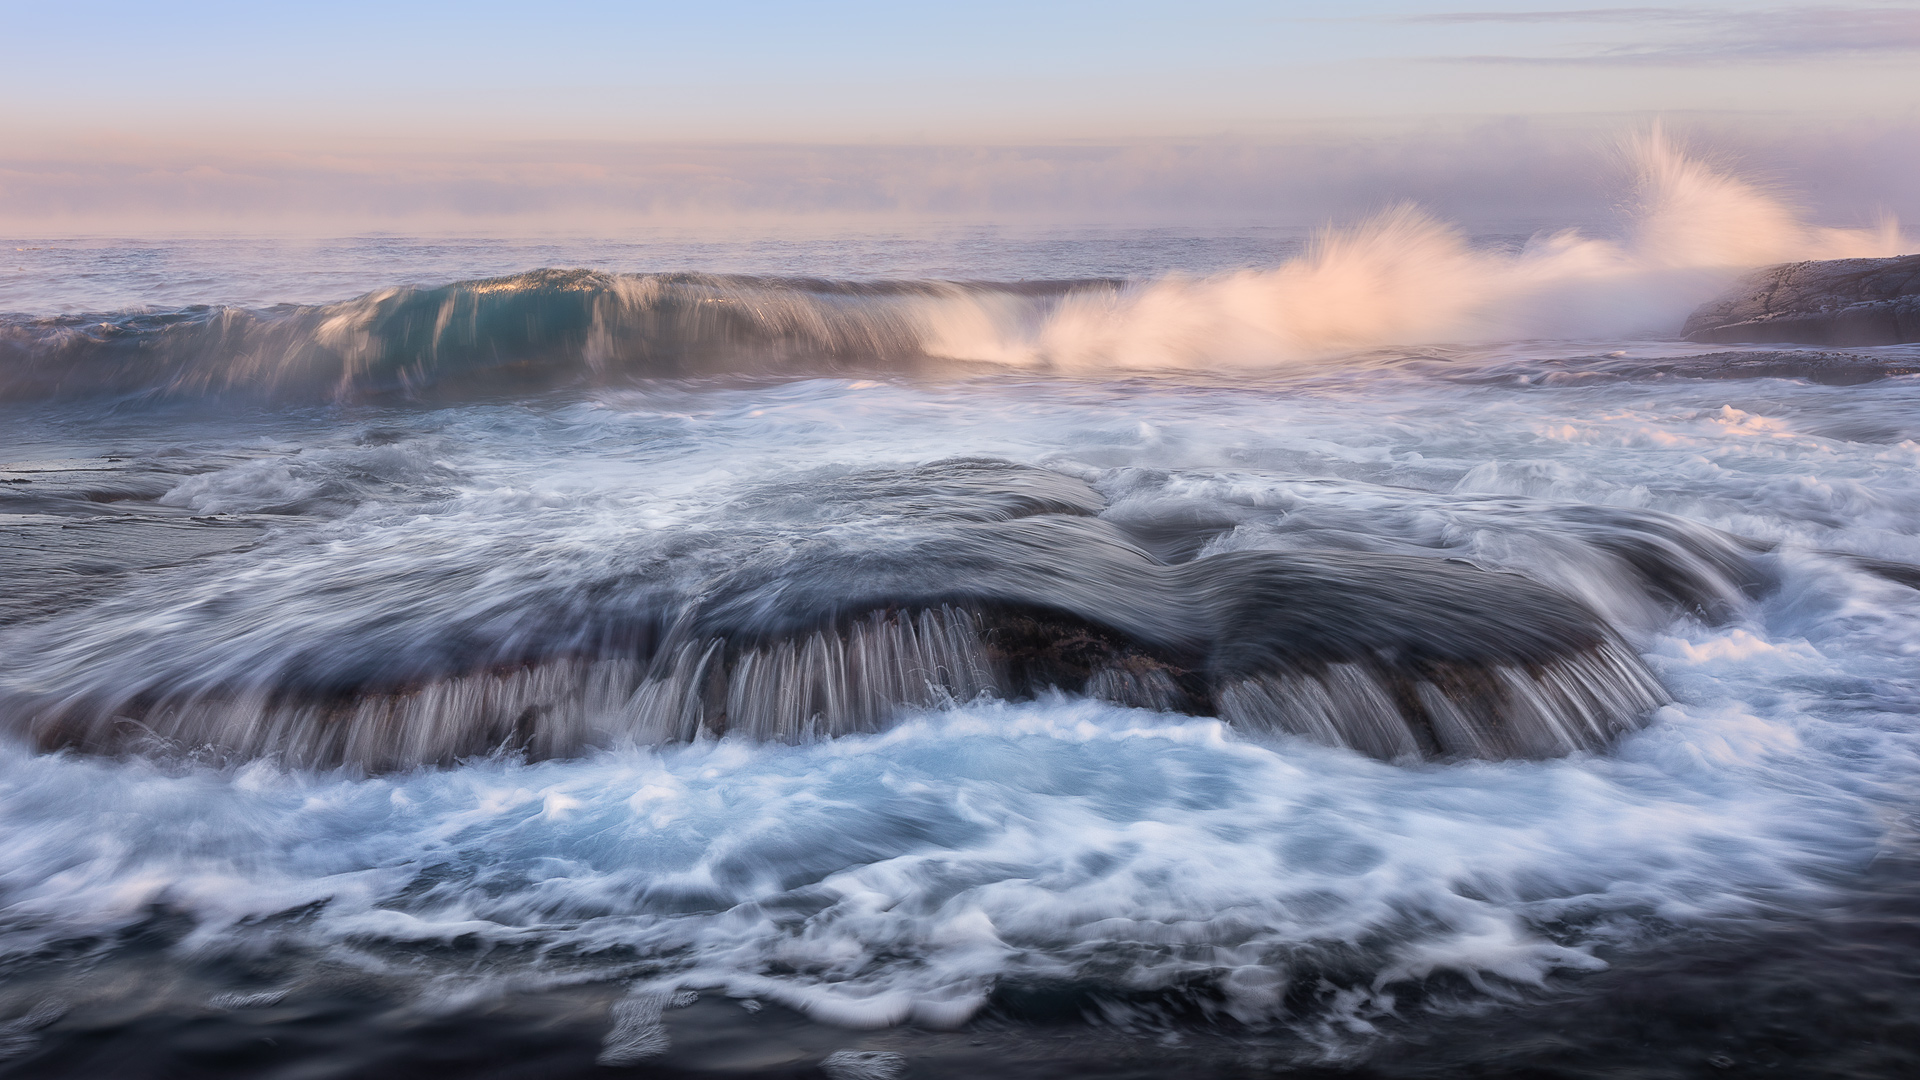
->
[0,460,1739,769]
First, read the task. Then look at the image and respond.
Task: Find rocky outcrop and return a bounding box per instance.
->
[5,460,1741,770]
[1683,254,1920,345]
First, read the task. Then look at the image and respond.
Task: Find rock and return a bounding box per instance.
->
[9,461,1764,769]
[1682,254,1920,346]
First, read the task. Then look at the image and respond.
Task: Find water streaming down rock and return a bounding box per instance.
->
[17,597,1660,770]
[3,141,1918,1074]
[628,607,1000,745]
[21,608,1001,772]
[0,460,1732,769]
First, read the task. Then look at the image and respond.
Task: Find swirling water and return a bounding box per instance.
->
[2,149,1919,1079]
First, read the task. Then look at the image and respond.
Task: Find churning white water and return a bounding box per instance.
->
[0,134,1916,1070]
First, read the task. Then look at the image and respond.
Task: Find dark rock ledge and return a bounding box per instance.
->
[1683,253,1920,346]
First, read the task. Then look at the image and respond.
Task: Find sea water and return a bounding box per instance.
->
[0,137,1916,1078]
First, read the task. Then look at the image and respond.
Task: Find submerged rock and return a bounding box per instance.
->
[1,460,1733,769]
[1683,254,1920,346]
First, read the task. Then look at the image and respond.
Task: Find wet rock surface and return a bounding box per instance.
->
[1683,254,1920,346]
[1,460,1733,769]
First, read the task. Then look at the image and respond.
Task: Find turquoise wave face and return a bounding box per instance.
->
[2,226,1919,1074]
[0,270,1107,403]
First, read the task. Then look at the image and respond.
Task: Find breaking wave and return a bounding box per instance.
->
[0,131,1905,403]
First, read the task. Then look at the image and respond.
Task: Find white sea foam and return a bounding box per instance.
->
[1,133,1917,1043]
[0,533,1910,1028]
[1,388,1916,1035]
[909,130,1908,370]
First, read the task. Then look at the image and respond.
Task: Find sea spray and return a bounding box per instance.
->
[0,133,1906,403]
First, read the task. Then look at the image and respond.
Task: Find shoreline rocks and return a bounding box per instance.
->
[1683,254,1920,346]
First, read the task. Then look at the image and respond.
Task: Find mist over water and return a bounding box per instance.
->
[0,134,1917,1077]
[1,133,1909,405]
[993,132,1908,368]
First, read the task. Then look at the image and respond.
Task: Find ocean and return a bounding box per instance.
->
[0,142,1917,1079]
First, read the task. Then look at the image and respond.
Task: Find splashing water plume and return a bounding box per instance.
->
[0,132,1907,404]
[2,122,1920,1078]
[1023,129,1909,370]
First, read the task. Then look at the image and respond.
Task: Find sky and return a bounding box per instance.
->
[2,1,1917,232]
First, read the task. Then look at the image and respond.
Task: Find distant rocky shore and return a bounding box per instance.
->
[1684,253,1920,345]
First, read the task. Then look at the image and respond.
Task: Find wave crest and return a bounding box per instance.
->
[1,131,1905,403]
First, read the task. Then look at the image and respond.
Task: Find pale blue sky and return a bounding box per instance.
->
[2,2,1916,231]
[6,1,1918,139]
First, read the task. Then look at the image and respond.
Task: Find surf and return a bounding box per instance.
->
[0,132,1905,406]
